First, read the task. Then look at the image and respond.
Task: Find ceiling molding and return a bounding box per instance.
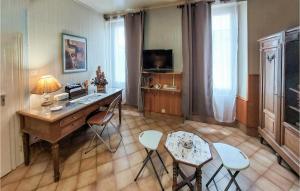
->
[103,1,185,17]
[80,0,215,16]
[73,0,100,13]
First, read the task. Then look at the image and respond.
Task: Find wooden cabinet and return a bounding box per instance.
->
[258,27,299,175]
[260,35,282,142]
[141,72,182,116]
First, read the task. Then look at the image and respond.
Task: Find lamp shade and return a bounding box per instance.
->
[31,75,62,95]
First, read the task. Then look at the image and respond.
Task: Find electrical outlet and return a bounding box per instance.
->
[161,108,166,113]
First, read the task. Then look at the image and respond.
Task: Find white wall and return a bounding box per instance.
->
[0,0,106,174]
[144,7,183,72]
[248,0,299,74]
[237,1,248,99]
[28,0,106,107]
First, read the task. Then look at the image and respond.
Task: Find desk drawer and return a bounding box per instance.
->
[60,111,84,127]
[84,104,99,115]
[61,117,85,135]
[101,96,116,106]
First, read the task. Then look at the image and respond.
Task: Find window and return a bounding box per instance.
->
[212,6,237,91]
[212,13,233,90]
[212,3,238,122]
[111,20,125,85]
[104,18,126,93]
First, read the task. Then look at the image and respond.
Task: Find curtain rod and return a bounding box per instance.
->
[177,0,232,8]
[103,0,215,19]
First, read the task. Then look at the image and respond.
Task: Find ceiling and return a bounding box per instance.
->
[75,0,180,14]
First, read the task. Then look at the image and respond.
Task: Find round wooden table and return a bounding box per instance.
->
[164,131,212,191]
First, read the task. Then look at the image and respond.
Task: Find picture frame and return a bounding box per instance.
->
[62,33,87,73]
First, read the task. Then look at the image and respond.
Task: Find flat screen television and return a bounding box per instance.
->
[143,49,173,72]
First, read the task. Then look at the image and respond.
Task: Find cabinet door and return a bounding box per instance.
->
[261,47,281,142]
[281,28,300,158]
[1,34,25,176]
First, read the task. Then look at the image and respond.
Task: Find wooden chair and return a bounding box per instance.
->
[85,95,122,154]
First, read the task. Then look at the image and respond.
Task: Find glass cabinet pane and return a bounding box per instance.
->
[284,35,299,130]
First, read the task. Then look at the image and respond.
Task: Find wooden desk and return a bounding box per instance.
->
[17,88,122,181]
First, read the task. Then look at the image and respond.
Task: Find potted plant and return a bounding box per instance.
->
[92,66,108,92]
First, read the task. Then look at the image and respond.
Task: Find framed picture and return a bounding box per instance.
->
[62,33,87,73]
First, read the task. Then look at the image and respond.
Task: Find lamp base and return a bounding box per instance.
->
[41,93,53,107]
[41,101,53,107]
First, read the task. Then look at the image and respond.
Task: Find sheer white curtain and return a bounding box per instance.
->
[104,18,126,102]
[212,3,238,123]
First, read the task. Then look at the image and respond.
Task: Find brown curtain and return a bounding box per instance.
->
[182,2,213,120]
[124,12,145,109]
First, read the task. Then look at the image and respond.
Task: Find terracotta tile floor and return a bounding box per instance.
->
[1,107,299,191]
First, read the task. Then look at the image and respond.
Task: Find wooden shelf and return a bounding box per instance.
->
[142,71,183,75]
[141,86,181,93]
[288,105,300,113]
[283,122,299,132]
[289,87,300,94]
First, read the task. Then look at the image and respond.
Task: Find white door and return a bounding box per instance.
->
[0,33,25,177]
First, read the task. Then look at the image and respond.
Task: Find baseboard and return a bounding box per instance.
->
[144,111,184,122]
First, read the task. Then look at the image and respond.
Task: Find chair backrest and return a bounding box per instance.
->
[104,94,122,119]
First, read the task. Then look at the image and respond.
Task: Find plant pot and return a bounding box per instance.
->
[97,84,106,92]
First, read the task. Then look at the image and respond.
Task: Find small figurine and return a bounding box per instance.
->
[92,66,108,92]
[83,80,89,92]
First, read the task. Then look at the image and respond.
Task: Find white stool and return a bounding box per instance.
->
[134,130,168,191]
[206,143,250,191]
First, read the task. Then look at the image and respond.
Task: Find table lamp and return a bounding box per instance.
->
[31,75,62,106]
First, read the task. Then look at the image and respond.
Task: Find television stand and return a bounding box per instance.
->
[141,71,182,116]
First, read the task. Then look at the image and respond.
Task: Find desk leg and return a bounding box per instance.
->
[172,161,178,191]
[118,97,122,125]
[22,133,30,166]
[195,167,202,191]
[52,143,60,182]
